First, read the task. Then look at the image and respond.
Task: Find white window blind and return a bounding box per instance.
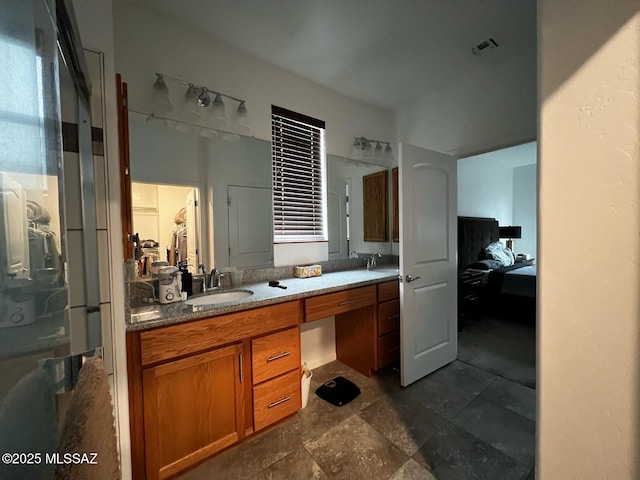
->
[272,106,327,243]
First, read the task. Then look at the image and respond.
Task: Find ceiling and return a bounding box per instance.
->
[130,0,537,113]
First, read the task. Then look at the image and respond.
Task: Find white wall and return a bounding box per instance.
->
[112,1,393,158]
[512,164,536,257]
[395,50,536,158]
[538,1,640,478]
[457,142,536,232]
[113,0,394,267]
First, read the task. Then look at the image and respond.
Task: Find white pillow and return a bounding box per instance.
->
[484,241,515,266]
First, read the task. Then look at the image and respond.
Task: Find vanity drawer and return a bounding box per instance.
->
[378,280,399,302]
[378,299,400,336]
[377,330,400,369]
[305,285,376,322]
[252,327,300,385]
[253,370,301,431]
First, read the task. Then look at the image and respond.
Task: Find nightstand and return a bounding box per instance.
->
[515,258,535,266]
[458,269,489,322]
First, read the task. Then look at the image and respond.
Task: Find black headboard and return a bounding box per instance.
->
[458,216,499,270]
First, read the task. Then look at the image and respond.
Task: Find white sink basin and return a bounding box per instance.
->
[186,289,254,307]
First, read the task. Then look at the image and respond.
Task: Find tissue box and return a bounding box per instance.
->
[293,264,322,278]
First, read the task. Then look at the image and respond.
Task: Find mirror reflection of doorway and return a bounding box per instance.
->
[227,185,272,268]
[131,182,200,275]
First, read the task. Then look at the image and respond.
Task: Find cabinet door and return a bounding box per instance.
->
[143,343,244,480]
[363,170,389,242]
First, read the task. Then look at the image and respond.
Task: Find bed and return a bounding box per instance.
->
[458,216,536,320]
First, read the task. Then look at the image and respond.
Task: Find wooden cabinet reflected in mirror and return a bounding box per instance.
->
[392,167,398,242]
[363,170,388,242]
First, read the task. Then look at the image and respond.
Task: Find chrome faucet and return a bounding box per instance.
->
[199,264,207,293]
[367,253,383,269]
[209,268,220,289]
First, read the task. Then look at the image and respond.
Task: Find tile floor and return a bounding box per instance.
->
[177,353,536,480]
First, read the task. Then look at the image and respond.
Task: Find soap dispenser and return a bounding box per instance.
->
[179,263,193,297]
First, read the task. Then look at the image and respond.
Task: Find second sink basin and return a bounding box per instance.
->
[186,289,254,307]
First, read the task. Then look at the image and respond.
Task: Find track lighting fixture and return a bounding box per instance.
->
[352,136,393,162]
[150,74,172,115]
[149,72,250,130]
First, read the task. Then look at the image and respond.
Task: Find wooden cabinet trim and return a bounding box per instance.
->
[140,300,301,366]
[305,285,376,322]
[126,331,146,480]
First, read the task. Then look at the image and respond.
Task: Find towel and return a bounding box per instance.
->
[54,358,121,480]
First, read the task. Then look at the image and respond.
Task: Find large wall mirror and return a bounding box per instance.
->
[127,111,393,275]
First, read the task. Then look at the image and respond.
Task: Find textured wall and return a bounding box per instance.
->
[538,1,640,477]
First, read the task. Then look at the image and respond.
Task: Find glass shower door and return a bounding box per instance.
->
[0,1,97,478]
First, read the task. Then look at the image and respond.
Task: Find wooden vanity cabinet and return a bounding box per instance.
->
[127,300,302,480]
[142,343,245,480]
[375,280,400,370]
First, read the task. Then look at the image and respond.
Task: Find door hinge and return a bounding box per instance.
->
[194,200,199,207]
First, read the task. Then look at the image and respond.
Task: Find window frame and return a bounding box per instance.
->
[271,105,327,244]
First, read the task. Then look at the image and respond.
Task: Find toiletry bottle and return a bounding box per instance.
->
[179,264,193,297]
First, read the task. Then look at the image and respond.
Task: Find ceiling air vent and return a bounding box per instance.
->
[472,38,498,56]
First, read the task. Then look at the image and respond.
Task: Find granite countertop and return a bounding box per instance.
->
[127,267,400,332]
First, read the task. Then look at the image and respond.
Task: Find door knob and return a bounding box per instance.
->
[406,274,421,283]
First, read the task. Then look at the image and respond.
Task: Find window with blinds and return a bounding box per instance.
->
[271,105,327,243]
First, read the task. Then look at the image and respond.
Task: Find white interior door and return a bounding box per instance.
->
[399,143,457,386]
[228,185,273,267]
[186,188,200,269]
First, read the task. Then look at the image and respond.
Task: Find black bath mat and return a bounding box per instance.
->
[315,376,361,407]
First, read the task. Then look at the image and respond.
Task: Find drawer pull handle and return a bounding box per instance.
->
[267,351,291,362]
[338,300,353,306]
[268,396,292,408]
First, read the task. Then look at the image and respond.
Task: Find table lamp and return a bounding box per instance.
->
[499,226,522,251]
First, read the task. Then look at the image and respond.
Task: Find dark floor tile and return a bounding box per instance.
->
[413,423,530,480]
[395,375,476,419]
[177,419,300,480]
[250,447,326,480]
[480,376,536,421]
[388,458,437,480]
[452,396,535,467]
[426,360,496,395]
[358,396,446,455]
[458,316,536,388]
[285,393,355,444]
[305,415,408,480]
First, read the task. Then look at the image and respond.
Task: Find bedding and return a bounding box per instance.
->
[484,241,515,266]
[488,264,536,299]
